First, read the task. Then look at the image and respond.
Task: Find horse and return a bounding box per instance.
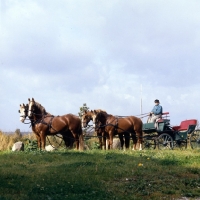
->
[93,111,143,150]
[82,109,133,150]
[81,109,107,149]
[26,98,83,150]
[19,103,75,149]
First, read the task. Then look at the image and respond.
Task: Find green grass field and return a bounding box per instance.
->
[0,149,200,200]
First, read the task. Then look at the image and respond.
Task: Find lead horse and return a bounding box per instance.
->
[19,103,76,149]
[93,111,143,150]
[26,98,83,150]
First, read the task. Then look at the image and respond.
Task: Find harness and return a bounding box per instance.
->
[28,110,76,148]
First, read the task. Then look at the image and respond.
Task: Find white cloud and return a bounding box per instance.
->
[1,0,200,131]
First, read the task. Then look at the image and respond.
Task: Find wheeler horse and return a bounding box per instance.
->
[93,111,143,150]
[24,98,83,150]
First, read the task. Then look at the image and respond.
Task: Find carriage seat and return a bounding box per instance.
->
[172,119,197,132]
[155,112,170,123]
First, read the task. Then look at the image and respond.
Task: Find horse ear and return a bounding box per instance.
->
[20,104,21,106]
[91,110,93,113]
[32,98,35,102]
[94,110,97,114]
[84,110,87,114]
[23,103,25,106]
[28,98,30,101]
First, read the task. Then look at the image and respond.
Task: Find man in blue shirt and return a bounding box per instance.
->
[148,99,163,124]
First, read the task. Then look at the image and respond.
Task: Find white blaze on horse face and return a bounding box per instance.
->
[28,101,33,117]
[81,116,85,128]
[92,115,96,128]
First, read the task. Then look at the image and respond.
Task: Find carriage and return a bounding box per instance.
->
[142,112,200,150]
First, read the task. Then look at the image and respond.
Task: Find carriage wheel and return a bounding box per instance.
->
[157,133,174,150]
[173,140,187,150]
[143,136,156,150]
[46,134,64,149]
[190,130,200,149]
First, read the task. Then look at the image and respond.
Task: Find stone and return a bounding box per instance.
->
[12,141,24,151]
[45,145,56,151]
[105,138,121,149]
[112,138,121,149]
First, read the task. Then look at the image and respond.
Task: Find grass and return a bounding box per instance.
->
[0,149,200,200]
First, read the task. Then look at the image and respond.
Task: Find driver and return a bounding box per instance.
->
[148,99,163,123]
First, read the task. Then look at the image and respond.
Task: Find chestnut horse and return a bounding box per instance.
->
[82,110,133,150]
[93,111,143,150]
[81,109,107,149]
[27,98,83,150]
[19,103,75,149]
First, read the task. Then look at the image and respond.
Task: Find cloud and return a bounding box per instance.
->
[0,0,200,131]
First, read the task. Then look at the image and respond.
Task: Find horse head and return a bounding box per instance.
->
[28,98,47,120]
[28,98,36,118]
[81,110,93,128]
[92,110,107,129]
[19,103,28,123]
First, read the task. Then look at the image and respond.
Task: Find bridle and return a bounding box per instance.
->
[82,114,92,128]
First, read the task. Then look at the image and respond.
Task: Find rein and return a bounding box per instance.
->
[95,123,140,138]
[46,135,63,149]
[114,112,150,118]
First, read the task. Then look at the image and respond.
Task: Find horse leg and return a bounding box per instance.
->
[35,133,41,150]
[136,131,143,151]
[75,135,79,150]
[70,136,75,148]
[63,135,70,148]
[102,130,108,150]
[108,131,113,149]
[41,132,46,150]
[119,134,124,150]
[96,130,102,149]
[124,132,130,150]
[102,132,107,150]
[131,132,137,150]
[71,131,80,150]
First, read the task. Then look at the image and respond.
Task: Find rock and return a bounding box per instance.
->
[12,141,24,151]
[105,138,121,149]
[45,145,56,151]
[112,138,121,149]
[84,144,89,150]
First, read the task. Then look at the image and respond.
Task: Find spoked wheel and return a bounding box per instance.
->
[143,136,156,150]
[157,133,174,150]
[190,130,200,149]
[174,140,187,150]
[46,134,64,149]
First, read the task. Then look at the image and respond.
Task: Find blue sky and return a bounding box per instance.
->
[0,0,200,131]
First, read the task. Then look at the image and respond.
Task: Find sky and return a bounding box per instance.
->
[0,0,200,132]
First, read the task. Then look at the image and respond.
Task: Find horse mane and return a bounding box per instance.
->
[95,109,107,113]
[96,110,108,122]
[34,101,48,115]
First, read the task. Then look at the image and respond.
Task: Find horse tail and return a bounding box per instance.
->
[79,130,84,151]
[79,124,84,151]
